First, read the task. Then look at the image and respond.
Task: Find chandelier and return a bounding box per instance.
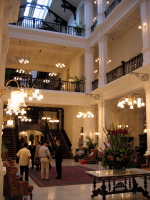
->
[76,111,94,118]
[42,116,59,123]
[49,119,59,123]
[19,58,29,64]
[43,79,50,83]
[18,115,32,122]
[55,46,65,68]
[117,94,145,109]
[3,115,15,128]
[18,41,30,64]
[2,80,43,115]
[23,87,43,101]
[42,116,51,121]
[49,72,57,76]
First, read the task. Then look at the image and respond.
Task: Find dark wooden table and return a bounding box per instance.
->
[86,168,150,200]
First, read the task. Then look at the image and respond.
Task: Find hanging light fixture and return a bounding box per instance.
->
[117,74,145,109]
[18,41,30,64]
[76,111,94,118]
[55,46,65,68]
[3,80,43,115]
[76,95,94,118]
[18,115,32,122]
[49,72,57,77]
[117,94,145,109]
[23,87,43,101]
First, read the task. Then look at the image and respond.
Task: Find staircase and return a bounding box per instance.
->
[2,128,19,159]
[50,129,73,159]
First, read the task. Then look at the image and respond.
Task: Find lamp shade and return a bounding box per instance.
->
[7,120,14,126]
[11,90,25,104]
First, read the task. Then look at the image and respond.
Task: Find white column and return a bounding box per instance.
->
[0,1,20,199]
[144,84,150,154]
[97,0,106,24]
[84,48,94,93]
[84,0,94,37]
[98,35,108,87]
[139,0,150,66]
[0,1,7,199]
[97,99,110,149]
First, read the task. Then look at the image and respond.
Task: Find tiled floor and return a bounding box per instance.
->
[16,160,150,200]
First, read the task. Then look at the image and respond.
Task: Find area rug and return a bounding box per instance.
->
[29,165,96,187]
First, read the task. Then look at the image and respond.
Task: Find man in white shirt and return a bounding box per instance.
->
[39,141,51,180]
[17,142,31,181]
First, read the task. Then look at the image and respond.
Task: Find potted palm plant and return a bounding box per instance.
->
[74,22,85,36]
[85,136,97,154]
[69,76,85,92]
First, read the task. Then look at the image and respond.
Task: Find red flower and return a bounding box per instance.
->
[117,129,123,134]
[123,129,128,134]
[112,130,116,135]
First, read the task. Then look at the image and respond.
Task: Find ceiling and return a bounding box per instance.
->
[6,38,83,75]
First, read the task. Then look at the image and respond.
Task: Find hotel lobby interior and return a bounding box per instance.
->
[1,0,150,199]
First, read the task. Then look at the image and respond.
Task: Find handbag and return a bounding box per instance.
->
[34,158,40,166]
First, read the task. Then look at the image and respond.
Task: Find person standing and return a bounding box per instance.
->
[16,142,31,181]
[34,141,41,171]
[28,141,36,169]
[39,141,51,180]
[55,139,63,179]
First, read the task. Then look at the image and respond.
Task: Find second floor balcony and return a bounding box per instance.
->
[10,17,85,37]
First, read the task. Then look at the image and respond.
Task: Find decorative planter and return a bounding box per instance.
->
[113,169,126,174]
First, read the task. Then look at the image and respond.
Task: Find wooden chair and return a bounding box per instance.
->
[86,149,98,164]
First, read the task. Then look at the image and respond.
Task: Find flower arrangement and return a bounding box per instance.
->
[101,124,137,170]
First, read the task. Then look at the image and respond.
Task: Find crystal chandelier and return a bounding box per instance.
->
[49,119,59,123]
[49,72,57,76]
[43,79,50,83]
[76,111,94,118]
[3,80,43,115]
[18,115,32,122]
[19,58,29,64]
[55,46,65,68]
[42,116,59,123]
[18,41,30,64]
[23,87,43,101]
[117,94,145,109]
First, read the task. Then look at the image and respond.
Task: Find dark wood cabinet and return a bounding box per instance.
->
[139,134,147,155]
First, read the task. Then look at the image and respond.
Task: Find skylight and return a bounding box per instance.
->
[24,0,53,20]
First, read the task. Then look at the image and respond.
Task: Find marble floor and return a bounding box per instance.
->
[15,159,150,200]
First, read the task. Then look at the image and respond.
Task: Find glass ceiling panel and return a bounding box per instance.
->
[24,0,53,20]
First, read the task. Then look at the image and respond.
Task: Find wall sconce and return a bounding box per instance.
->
[93,17,97,22]
[95,132,100,145]
[107,60,111,64]
[94,0,98,4]
[138,23,147,29]
[95,58,99,62]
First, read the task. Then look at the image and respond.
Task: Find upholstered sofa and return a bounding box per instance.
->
[3,161,33,200]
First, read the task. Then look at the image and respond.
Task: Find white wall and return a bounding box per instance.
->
[108,24,143,72]
[64,105,84,154]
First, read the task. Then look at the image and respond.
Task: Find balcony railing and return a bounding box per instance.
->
[91,20,97,33]
[10,17,85,37]
[6,78,85,93]
[105,0,122,17]
[106,53,143,83]
[92,79,98,91]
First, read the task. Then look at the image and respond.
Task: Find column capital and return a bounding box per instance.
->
[143,83,150,93]
[98,34,108,43]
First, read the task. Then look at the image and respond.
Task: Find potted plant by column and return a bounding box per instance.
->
[69,76,85,92]
[74,22,85,36]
